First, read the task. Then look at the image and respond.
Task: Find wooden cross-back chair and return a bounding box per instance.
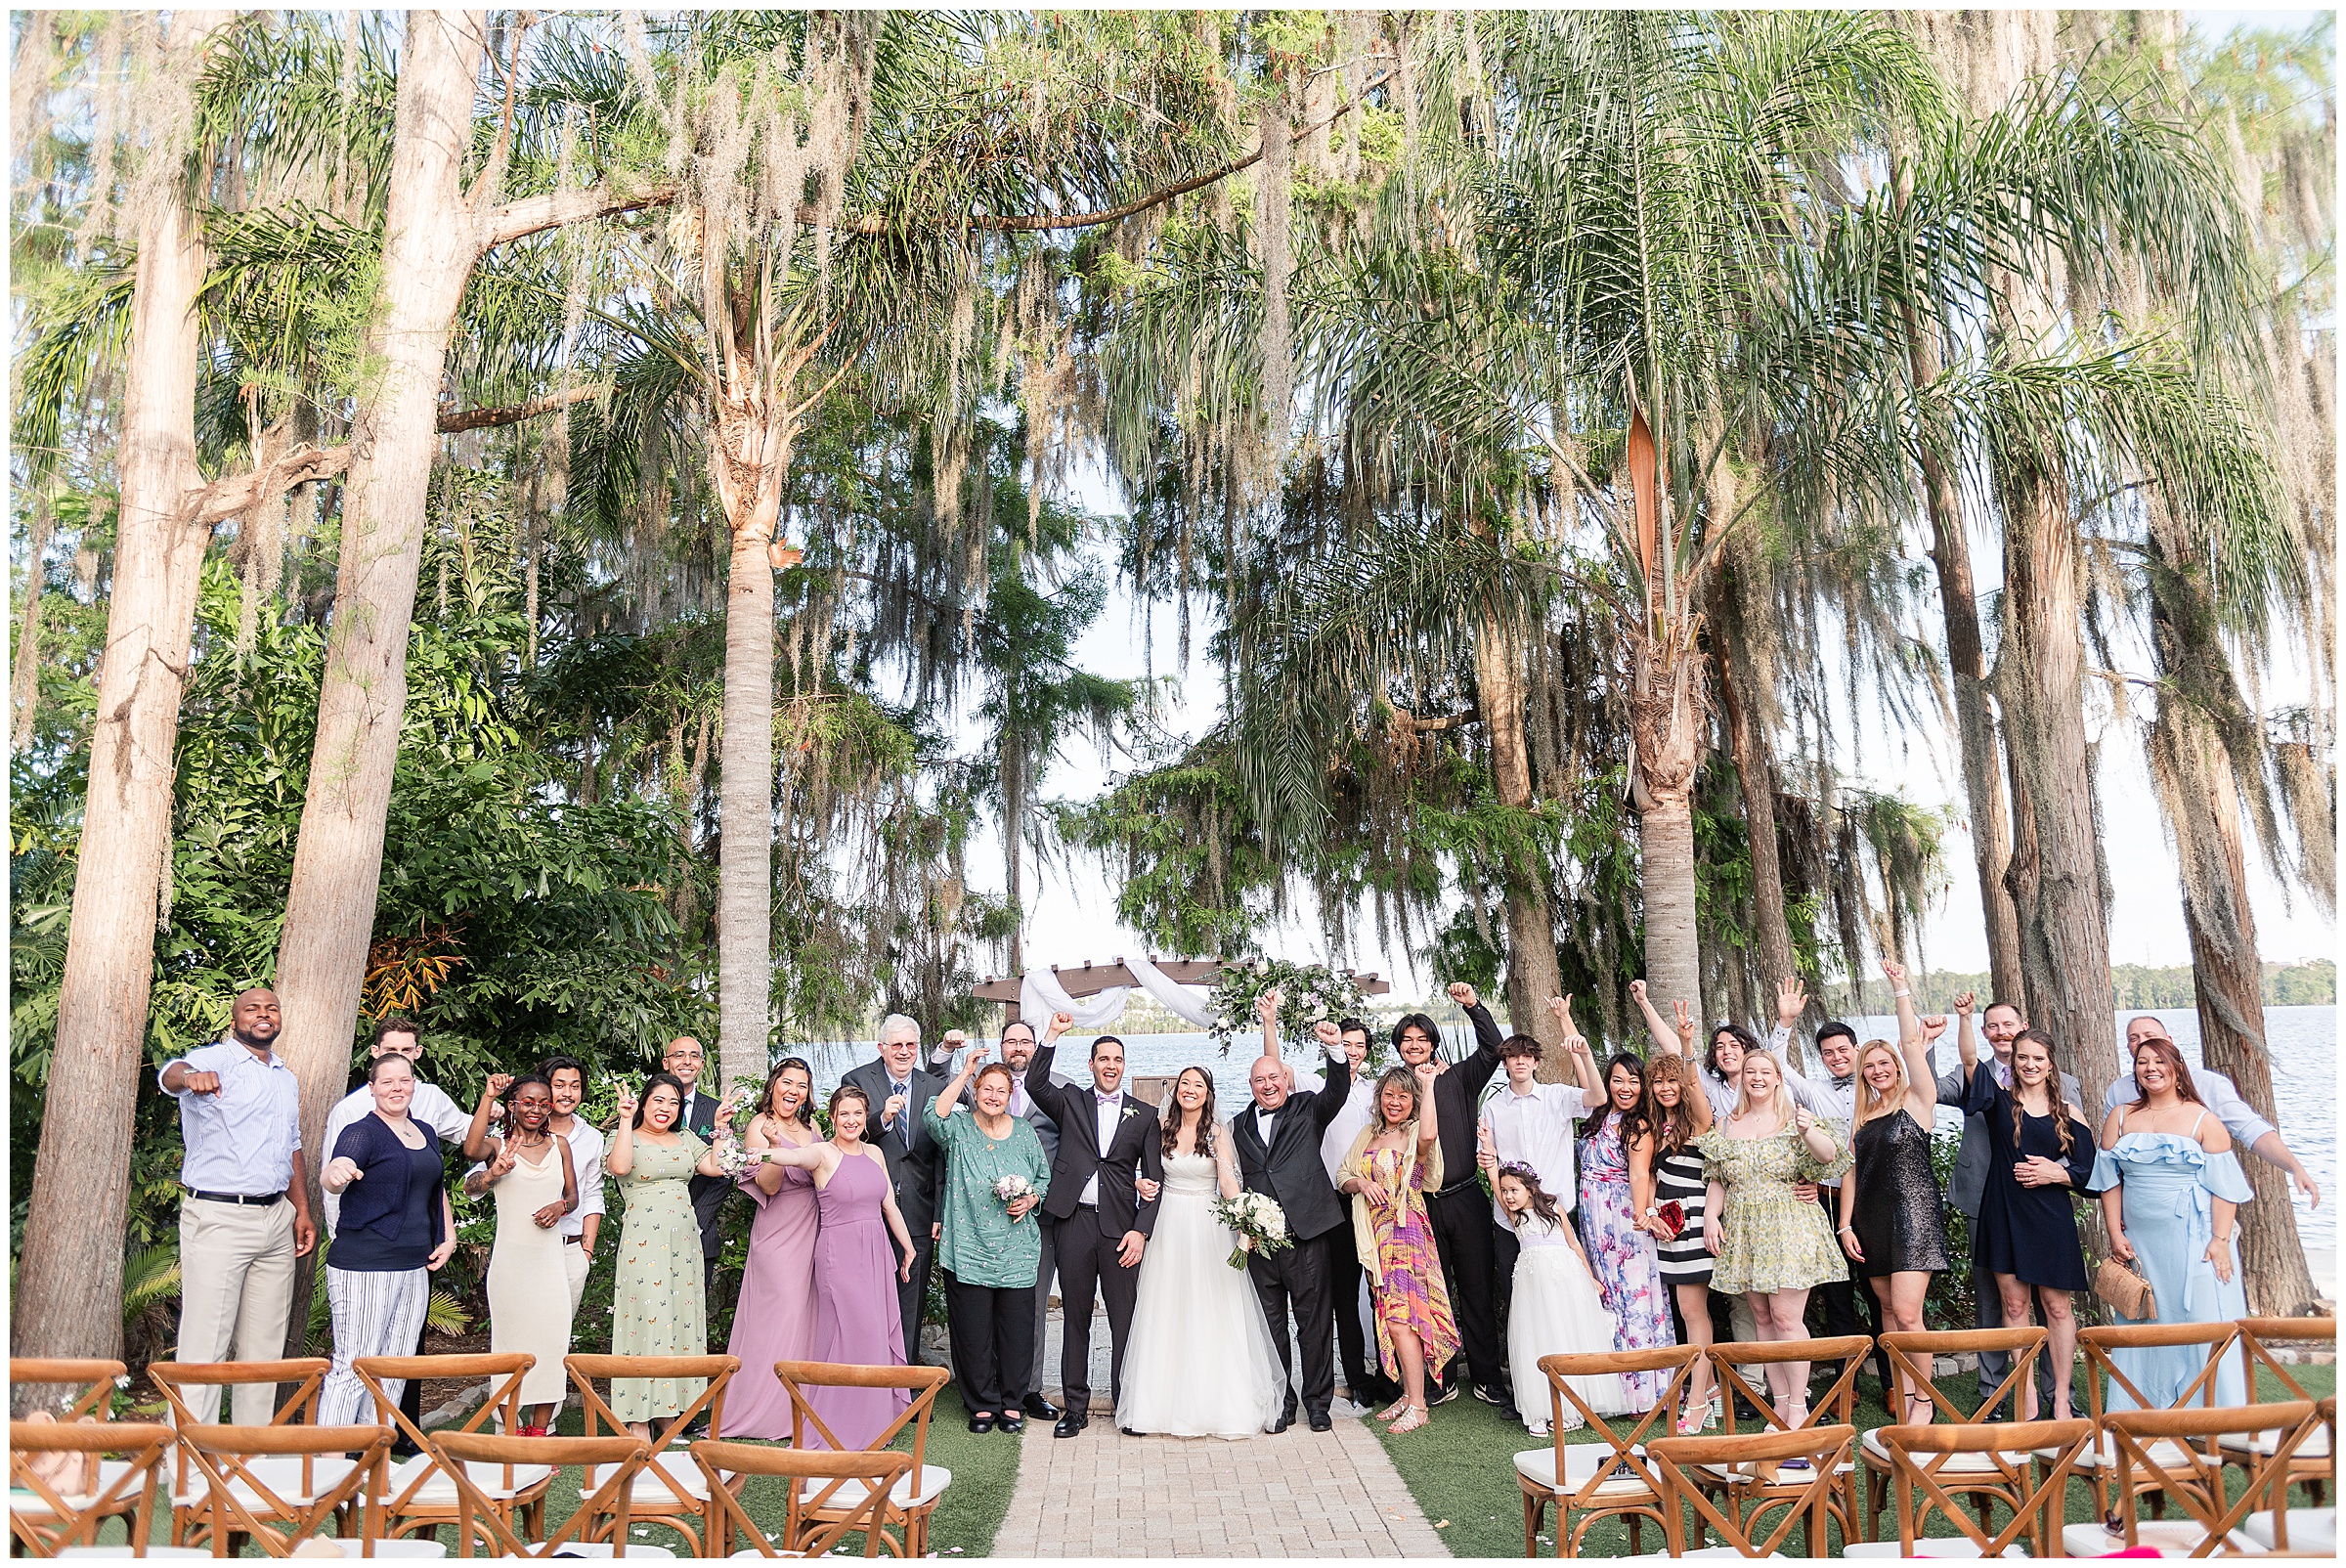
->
[563,1354,738,1557]
[1514,1344,1702,1558]
[2066,1323,2242,1521]
[147,1359,353,1548]
[1843,1418,2093,1561]
[1691,1333,1871,1546]
[8,1360,128,1424]
[173,1424,393,1558]
[2239,1397,2335,1554]
[690,1442,911,1559]
[427,1431,654,1559]
[1862,1328,2047,1542]
[1642,1426,1858,1560]
[2057,1400,2322,1560]
[773,1362,951,1560]
[354,1353,556,1546]
[8,1419,174,1557]
[2225,1319,2335,1507]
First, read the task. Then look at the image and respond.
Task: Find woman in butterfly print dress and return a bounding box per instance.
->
[1576,1053,1676,1413]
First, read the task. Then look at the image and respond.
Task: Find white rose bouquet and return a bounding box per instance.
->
[1212,1191,1293,1271]
[993,1174,1035,1208]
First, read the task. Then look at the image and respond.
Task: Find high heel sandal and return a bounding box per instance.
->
[1386,1406,1428,1435]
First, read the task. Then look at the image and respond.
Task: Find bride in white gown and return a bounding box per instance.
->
[1116,1067,1287,1439]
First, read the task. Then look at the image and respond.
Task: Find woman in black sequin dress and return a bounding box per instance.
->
[1837,961,1954,1424]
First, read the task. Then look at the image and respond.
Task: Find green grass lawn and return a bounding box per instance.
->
[1372,1361,2337,1558]
[125,1382,1023,1556]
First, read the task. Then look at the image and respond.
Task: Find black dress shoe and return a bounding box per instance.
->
[1307,1409,1333,1433]
[1021,1394,1061,1421]
[999,1415,1023,1435]
[1053,1414,1087,1438]
[968,1414,995,1434]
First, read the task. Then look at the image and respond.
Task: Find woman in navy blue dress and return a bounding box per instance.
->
[1958,1024,2095,1419]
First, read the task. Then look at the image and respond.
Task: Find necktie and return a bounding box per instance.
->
[892,1081,912,1151]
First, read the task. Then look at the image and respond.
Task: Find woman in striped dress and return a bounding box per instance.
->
[1644,1054,1716,1432]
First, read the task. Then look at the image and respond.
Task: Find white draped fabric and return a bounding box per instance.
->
[1120,954,1219,1027]
[1019,969,1131,1032]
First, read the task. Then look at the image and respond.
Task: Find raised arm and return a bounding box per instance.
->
[1629,979,1680,1056]
[1903,1014,1948,1123]
[1953,990,1979,1080]
[462,1073,515,1162]
[1412,1063,1441,1151]
[605,1085,638,1177]
[1450,981,1504,1094]
[1550,996,1601,1097]
[1307,1019,1353,1129]
[1884,956,1923,1050]
[1255,987,1283,1063]
[931,1046,990,1122]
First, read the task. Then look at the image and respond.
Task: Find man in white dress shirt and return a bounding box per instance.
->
[2112,1016,2321,1204]
[1480,996,1603,1342]
[319,1018,475,1450]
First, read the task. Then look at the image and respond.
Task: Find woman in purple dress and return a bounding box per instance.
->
[1578,1053,1676,1412]
[760,1083,918,1449]
[718,1058,822,1440]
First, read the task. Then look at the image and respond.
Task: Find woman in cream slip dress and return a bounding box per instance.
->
[486,1136,576,1420]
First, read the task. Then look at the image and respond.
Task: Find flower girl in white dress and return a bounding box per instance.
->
[1485,1152,1631,1436]
[1116,1067,1287,1439]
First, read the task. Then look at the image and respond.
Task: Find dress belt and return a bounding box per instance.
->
[182,1185,282,1206]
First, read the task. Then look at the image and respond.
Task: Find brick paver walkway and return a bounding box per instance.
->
[991,1418,1450,1558]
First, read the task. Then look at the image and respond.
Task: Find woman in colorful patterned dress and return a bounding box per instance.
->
[1577,1053,1676,1412]
[1699,1050,1850,1429]
[1338,1065,1459,1436]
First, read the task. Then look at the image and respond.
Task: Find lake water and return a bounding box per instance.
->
[795,1004,2337,1249]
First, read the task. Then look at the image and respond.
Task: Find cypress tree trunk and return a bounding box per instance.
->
[272,13,490,1348]
[1475,607,1564,1066]
[1992,456,2119,1112]
[13,10,230,1372]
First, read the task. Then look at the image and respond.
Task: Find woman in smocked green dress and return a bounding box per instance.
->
[1698,1049,1849,1429]
[607,1071,736,1437]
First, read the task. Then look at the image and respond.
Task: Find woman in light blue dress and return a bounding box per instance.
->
[2090,1036,2254,1411]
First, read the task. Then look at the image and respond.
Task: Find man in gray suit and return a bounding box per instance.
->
[842,1014,952,1365]
[1936,994,2081,1403]
[999,1010,1072,1421]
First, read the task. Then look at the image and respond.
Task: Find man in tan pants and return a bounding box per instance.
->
[161,989,316,1424]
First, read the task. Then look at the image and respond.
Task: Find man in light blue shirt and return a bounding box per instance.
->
[159,987,315,1424]
[2112,1016,2321,1205]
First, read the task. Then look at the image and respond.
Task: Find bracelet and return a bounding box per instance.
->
[1892,990,1911,999]
[1838,1226,1855,1235]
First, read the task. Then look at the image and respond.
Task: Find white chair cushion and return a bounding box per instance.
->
[9,1461,146,1514]
[545,1546,676,1559]
[2242,1507,2335,1552]
[1613,1551,1785,1562]
[388,1454,554,1506]
[795,1463,950,1510]
[578,1452,709,1506]
[2219,1424,2332,1459]
[1844,1542,2025,1558]
[2060,1519,2266,1557]
[2052,1433,2205,1471]
[57,1549,214,1559]
[170,1456,362,1510]
[1514,1444,1654,1500]
[282,1543,448,1559]
[1691,1455,1857,1482]
[1860,1429,2032,1473]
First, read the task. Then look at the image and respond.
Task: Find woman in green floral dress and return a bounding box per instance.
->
[1698,1049,1849,1428]
[607,1071,736,1437]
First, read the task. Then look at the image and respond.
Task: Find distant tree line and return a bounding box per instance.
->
[1827,959,2336,1015]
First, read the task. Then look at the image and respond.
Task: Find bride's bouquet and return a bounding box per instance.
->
[1212,1191,1292,1271]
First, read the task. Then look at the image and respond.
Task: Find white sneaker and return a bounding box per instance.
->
[1527,1421,1550,1438]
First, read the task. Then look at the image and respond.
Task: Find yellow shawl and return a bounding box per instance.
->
[1337,1122,1444,1287]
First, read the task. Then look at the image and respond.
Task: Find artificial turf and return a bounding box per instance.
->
[1371,1361,2337,1559]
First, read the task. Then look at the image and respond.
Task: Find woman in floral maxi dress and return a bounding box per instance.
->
[1577,1054,1676,1413]
[1339,1065,1460,1436]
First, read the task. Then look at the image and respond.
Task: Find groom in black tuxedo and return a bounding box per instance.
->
[1231,993,1354,1433]
[1026,1032,1164,1436]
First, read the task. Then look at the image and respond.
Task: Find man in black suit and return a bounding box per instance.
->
[1230,990,1354,1434]
[662,1037,728,1294]
[842,1015,953,1366]
[1393,981,1512,1417]
[1025,1031,1163,1437]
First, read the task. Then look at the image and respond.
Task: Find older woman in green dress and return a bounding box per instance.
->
[607,1071,739,1438]
[1698,1049,1849,1430]
[925,1047,1051,1434]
